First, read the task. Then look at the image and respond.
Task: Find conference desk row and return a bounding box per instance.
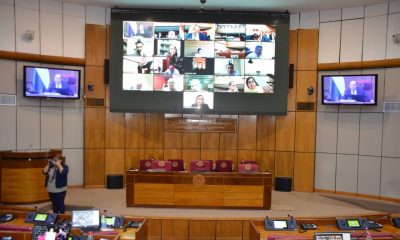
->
[126,170,272,209]
[0,209,147,240]
[249,214,400,240]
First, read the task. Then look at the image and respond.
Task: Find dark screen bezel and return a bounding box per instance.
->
[321,74,378,106]
[110,9,289,115]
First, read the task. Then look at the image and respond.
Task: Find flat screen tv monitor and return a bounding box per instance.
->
[321,74,377,106]
[24,66,81,99]
[109,9,289,115]
[314,232,351,240]
[71,209,100,228]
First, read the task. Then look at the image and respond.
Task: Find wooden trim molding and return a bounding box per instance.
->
[0,50,85,66]
[318,58,400,71]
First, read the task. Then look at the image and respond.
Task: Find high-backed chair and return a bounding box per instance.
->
[240,160,258,164]
[139,159,153,171]
[167,159,185,171]
[215,160,233,172]
[238,162,259,173]
[190,160,213,172]
[150,160,172,171]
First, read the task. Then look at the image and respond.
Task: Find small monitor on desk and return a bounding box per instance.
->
[71,209,100,229]
[314,232,351,240]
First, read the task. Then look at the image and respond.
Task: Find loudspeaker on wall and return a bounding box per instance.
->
[289,64,294,89]
[104,59,110,84]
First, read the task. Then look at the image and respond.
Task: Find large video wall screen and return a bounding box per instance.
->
[110,10,289,115]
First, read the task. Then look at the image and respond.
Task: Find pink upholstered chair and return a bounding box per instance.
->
[190,160,213,172]
[150,160,172,171]
[215,160,233,172]
[167,159,185,171]
[139,159,153,171]
[238,163,259,173]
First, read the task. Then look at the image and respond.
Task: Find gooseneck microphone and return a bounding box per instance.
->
[23,144,33,161]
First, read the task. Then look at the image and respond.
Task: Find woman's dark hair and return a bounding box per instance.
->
[246,76,258,87]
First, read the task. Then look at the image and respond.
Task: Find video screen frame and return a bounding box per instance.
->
[110,9,290,115]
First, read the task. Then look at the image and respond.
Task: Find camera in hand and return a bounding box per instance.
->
[49,159,56,166]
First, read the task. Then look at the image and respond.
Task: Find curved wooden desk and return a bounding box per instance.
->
[0,150,61,204]
[126,171,272,209]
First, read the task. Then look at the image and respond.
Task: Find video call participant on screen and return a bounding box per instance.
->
[226,63,239,76]
[42,155,69,214]
[194,48,204,57]
[137,24,152,38]
[164,64,180,75]
[245,76,272,93]
[137,57,153,74]
[194,62,206,74]
[167,31,178,39]
[227,81,239,92]
[189,79,203,91]
[343,80,369,102]
[163,77,177,91]
[133,40,145,56]
[246,26,272,42]
[186,24,208,40]
[247,45,263,58]
[191,94,210,110]
[48,74,72,95]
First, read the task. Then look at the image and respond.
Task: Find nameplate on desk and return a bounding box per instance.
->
[164,117,237,132]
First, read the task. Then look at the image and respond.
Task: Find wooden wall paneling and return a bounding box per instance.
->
[182,149,201,167]
[105,149,125,175]
[274,151,294,178]
[125,113,146,148]
[219,150,238,166]
[296,71,317,104]
[105,85,110,108]
[106,26,110,59]
[189,220,216,240]
[256,151,275,175]
[289,30,298,70]
[0,50,85,66]
[84,66,106,100]
[242,220,250,240]
[84,107,105,148]
[84,149,105,187]
[162,219,189,240]
[275,112,295,151]
[182,132,201,148]
[125,149,146,171]
[145,113,164,149]
[220,132,238,149]
[216,220,243,239]
[238,150,256,162]
[85,24,106,66]
[105,110,125,148]
[164,132,183,148]
[163,149,182,160]
[147,219,162,240]
[297,29,319,71]
[201,149,219,161]
[201,133,220,149]
[256,115,276,151]
[145,149,164,160]
[294,152,315,192]
[238,115,257,150]
[295,111,316,152]
[287,72,297,112]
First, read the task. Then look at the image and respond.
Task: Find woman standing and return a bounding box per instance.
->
[43,155,69,214]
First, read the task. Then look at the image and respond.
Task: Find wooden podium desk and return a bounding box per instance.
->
[0,149,61,204]
[126,170,272,209]
[249,215,400,240]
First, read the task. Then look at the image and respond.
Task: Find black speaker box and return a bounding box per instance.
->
[104,59,110,84]
[275,177,292,192]
[288,64,294,89]
[107,174,123,189]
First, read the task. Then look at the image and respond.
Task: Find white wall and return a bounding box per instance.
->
[0,0,110,186]
[294,1,400,199]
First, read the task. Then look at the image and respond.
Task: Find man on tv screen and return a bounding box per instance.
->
[48,74,73,96]
[343,80,369,102]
